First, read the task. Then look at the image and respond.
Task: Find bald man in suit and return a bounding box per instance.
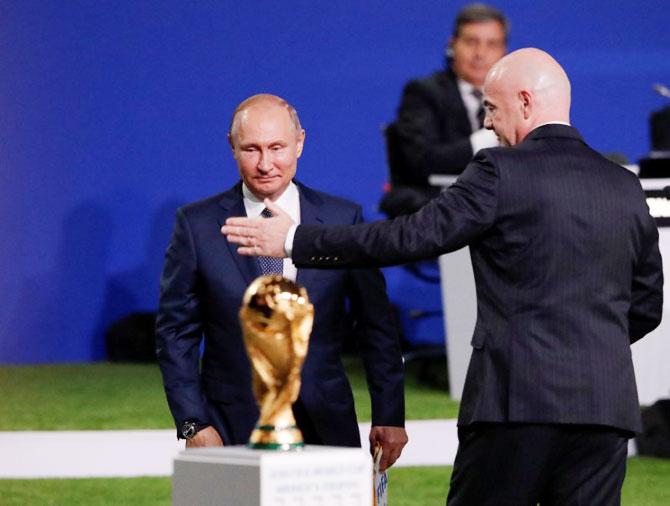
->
[223,50,663,505]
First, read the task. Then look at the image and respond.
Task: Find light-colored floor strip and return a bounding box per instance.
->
[0,420,459,479]
[0,420,636,479]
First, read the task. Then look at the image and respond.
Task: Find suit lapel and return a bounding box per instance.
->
[218,183,261,285]
[295,182,325,287]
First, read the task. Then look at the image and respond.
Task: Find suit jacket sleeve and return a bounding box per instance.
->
[294,151,499,268]
[628,207,663,343]
[346,206,405,427]
[155,208,211,434]
[395,78,474,180]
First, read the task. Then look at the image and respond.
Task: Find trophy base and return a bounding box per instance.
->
[247,424,304,450]
[174,446,373,505]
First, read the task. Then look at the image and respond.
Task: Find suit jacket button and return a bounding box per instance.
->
[334,257,339,261]
[325,256,330,261]
[311,256,316,261]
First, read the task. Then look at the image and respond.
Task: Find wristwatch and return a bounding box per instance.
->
[181,421,207,440]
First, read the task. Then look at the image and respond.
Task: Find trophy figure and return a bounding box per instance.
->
[240,275,314,450]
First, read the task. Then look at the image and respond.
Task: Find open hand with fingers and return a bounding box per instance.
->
[221,198,293,258]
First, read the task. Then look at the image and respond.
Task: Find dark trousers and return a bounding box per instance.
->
[447,423,629,506]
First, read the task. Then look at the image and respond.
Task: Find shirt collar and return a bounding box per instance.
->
[241,181,300,221]
[457,78,479,96]
[536,121,571,127]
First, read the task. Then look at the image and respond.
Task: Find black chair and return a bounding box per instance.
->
[378,122,440,218]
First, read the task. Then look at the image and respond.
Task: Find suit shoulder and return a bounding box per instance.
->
[299,185,363,224]
[178,191,229,219]
[305,186,361,211]
[565,142,645,192]
[604,159,647,198]
[470,146,505,168]
[413,70,450,86]
[403,70,454,95]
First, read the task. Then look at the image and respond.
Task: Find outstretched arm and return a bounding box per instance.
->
[222,151,500,269]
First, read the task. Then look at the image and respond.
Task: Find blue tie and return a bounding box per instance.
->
[257,208,283,275]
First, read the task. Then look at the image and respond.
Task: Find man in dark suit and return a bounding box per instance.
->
[223,50,663,504]
[156,94,407,471]
[381,4,508,217]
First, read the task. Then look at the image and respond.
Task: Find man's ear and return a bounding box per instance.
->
[445,38,455,59]
[519,90,532,120]
[296,129,306,158]
[227,133,237,155]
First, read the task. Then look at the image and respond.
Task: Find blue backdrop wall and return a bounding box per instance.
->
[2,1,669,363]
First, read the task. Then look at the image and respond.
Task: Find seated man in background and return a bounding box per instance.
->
[381,3,508,216]
[156,93,407,472]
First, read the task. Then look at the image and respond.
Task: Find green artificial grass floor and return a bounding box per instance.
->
[1,459,669,506]
[1,360,668,504]
[0,356,458,430]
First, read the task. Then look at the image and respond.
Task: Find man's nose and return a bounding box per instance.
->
[473,41,485,58]
[257,150,271,172]
[484,115,493,130]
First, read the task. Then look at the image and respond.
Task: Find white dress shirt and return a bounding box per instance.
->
[242,181,300,281]
[458,78,484,133]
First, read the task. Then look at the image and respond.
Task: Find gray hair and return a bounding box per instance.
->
[453,3,510,42]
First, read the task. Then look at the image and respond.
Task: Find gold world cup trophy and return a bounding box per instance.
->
[240,275,314,450]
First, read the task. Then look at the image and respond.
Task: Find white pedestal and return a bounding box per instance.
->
[438,247,476,401]
[173,446,372,506]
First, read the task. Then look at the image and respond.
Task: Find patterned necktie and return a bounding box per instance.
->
[472,88,485,128]
[257,208,283,276]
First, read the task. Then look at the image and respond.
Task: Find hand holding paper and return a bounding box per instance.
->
[369,425,408,472]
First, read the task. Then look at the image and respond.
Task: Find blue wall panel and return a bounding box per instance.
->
[2,1,669,363]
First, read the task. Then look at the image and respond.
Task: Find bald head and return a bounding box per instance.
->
[482,48,571,145]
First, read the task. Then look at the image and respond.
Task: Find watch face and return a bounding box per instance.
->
[182,422,197,439]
